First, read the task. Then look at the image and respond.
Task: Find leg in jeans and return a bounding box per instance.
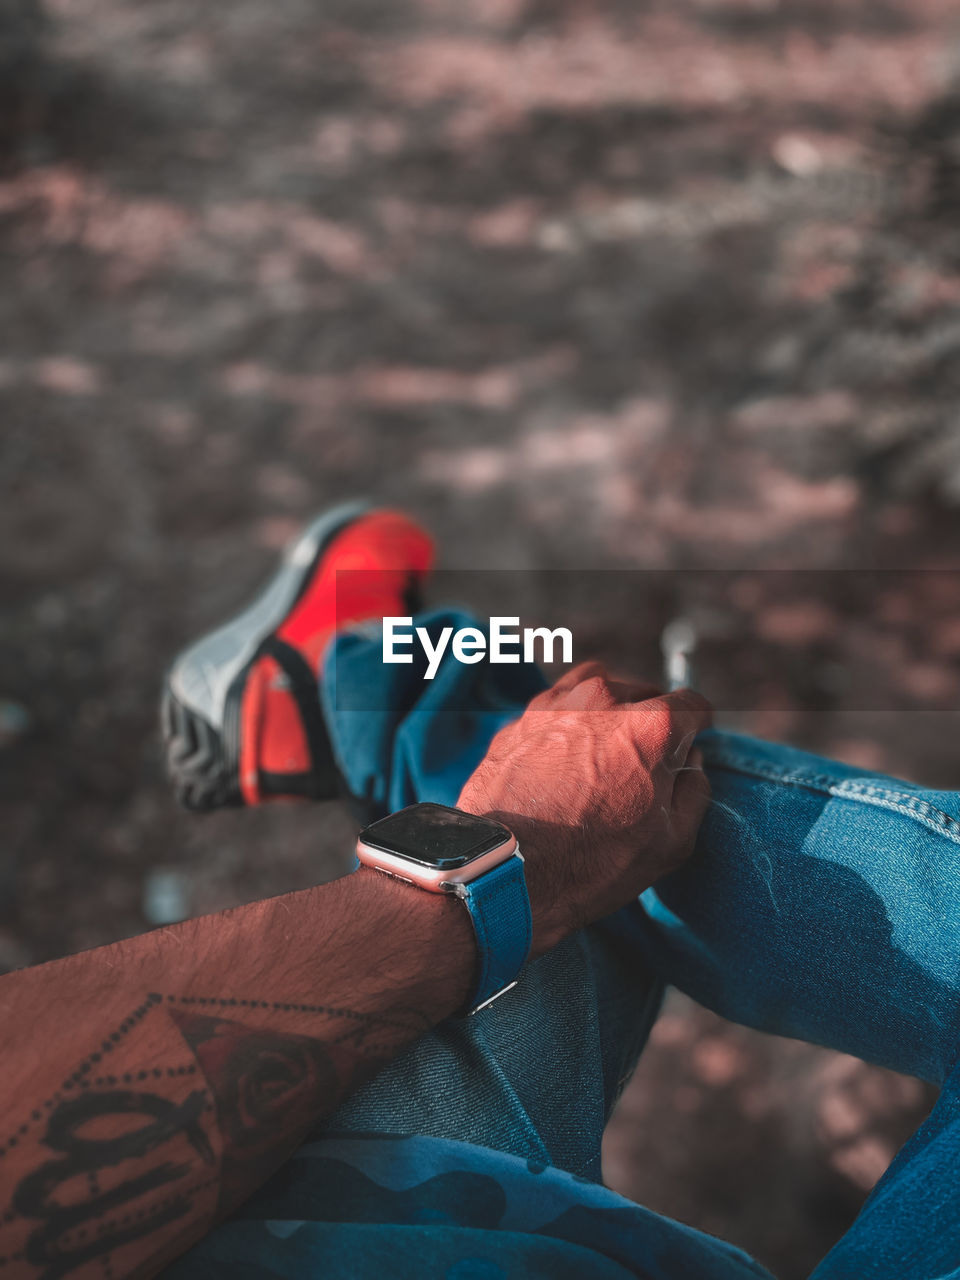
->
[321,612,960,1276]
[634,731,960,1280]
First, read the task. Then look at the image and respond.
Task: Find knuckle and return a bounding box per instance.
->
[551,660,603,694]
[558,672,616,711]
[639,700,675,752]
[571,660,606,680]
[675,688,713,726]
[580,673,613,700]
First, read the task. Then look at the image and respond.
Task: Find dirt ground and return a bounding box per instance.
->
[3,0,960,1276]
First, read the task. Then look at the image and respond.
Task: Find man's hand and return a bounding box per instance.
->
[458,662,712,957]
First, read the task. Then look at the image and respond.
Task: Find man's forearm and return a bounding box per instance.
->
[0,867,475,1280]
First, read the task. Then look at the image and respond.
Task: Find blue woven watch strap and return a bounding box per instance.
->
[454,854,532,1015]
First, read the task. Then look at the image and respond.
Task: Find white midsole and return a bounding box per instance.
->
[168,500,371,726]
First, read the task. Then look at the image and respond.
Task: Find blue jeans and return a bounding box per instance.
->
[320,611,960,1279]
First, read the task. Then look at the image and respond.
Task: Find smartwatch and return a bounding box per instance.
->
[356,802,532,1016]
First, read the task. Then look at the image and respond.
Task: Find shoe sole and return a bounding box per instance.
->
[162,500,373,811]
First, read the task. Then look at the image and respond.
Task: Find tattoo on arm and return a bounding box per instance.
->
[1,993,429,1279]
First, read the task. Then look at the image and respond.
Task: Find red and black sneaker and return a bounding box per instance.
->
[161,502,434,811]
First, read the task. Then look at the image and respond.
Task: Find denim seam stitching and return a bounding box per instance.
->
[703,751,960,847]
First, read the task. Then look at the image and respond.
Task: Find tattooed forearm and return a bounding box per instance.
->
[0,869,475,1279]
[166,995,427,1208]
[3,994,431,1278]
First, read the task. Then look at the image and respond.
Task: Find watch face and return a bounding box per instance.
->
[359,803,512,871]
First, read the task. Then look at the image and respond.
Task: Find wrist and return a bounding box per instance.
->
[350,866,478,1019]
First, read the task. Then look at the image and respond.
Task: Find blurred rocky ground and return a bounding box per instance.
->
[2,0,960,1274]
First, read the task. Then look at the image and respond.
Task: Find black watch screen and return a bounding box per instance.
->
[358,803,512,871]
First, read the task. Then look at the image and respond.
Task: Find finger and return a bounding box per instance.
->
[674,744,705,785]
[545,661,609,697]
[523,661,608,712]
[535,663,665,713]
[670,747,711,839]
[562,674,665,712]
[540,664,660,709]
[636,687,713,759]
[560,674,621,711]
[529,662,616,711]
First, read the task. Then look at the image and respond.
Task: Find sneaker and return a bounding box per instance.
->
[161,502,434,811]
